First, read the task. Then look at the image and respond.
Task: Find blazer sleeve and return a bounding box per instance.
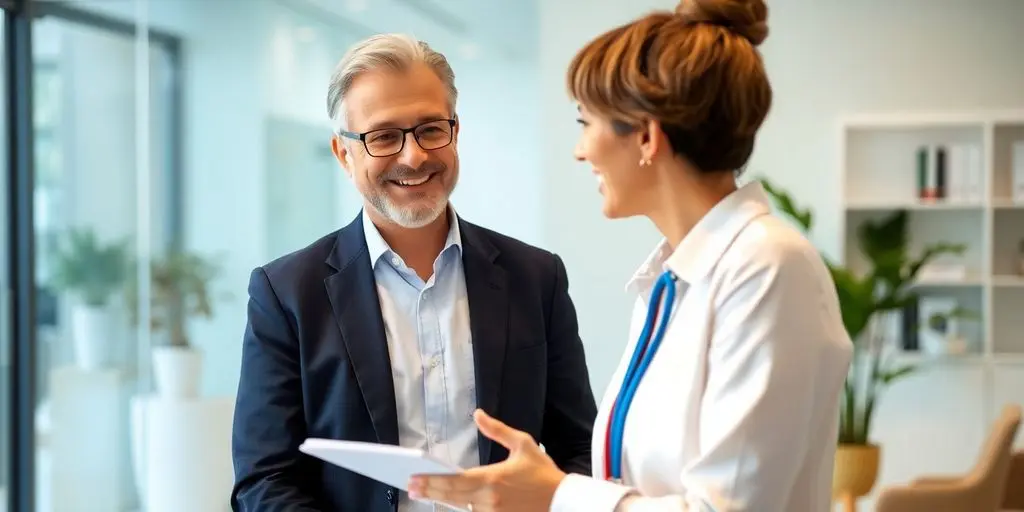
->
[540,253,599,475]
[549,245,844,512]
[230,267,323,511]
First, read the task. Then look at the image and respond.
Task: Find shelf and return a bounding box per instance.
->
[841,112,1024,365]
[843,123,985,205]
[844,209,984,280]
[894,352,1024,365]
[992,355,1024,365]
[841,110,1024,129]
[992,199,1024,209]
[913,276,985,288]
[992,275,1024,288]
[846,200,984,211]
[894,352,987,365]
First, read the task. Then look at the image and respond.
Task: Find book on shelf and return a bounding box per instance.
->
[1013,141,1024,203]
[900,299,919,351]
[916,143,982,202]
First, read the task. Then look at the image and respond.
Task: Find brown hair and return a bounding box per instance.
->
[567,0,772,174]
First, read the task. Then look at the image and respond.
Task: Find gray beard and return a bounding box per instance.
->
[367,190,449,229]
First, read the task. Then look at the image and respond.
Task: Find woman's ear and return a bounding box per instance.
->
[639,118,662,164]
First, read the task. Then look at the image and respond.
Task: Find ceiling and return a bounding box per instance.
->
[280,0,539,63]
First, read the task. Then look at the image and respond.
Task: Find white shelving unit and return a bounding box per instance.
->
[839,110,1024,364]
[836,111,1024,507]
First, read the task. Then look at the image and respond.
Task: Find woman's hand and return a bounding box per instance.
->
[408,409,567,512]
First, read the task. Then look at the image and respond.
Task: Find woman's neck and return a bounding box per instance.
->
[647,170,738,250]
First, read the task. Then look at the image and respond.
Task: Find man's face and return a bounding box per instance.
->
[331,63,459,229]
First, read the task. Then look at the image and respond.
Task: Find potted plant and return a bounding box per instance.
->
[759,179,969,505]
[50,227,131,370]
[128,250,222,398]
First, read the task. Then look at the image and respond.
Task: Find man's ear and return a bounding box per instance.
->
[331,135,354,177]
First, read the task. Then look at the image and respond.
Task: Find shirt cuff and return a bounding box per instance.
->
[549,473,634,512]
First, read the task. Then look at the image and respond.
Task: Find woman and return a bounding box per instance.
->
[408,0,853,510]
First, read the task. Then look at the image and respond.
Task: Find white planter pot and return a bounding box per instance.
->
[71,304,116,371]
[152,346,202,399]
[129,396,235,512]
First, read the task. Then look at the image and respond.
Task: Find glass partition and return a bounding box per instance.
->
[31,2,177,509]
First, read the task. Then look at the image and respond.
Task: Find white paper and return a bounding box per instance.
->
[299,438,463,490]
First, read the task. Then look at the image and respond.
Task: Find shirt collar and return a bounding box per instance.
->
[627,180,772,292]
[362,206,463,266]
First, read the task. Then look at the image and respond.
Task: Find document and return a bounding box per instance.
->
[299,438,463,490]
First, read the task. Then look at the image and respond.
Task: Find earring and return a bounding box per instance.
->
[639,158,652,167]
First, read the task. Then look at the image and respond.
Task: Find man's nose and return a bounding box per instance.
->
[397,133,429,167]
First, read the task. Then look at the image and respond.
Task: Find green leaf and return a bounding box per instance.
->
[880,364,916,385]
[50,227,131,306]
[760,178,813,231]
[827,264,875,344]
[906,242,967,280]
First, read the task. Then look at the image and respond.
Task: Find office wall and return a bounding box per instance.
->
[540,0,1024,506]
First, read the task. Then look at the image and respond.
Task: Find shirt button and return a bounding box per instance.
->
[391,256,400,266]
[430,356,440,369]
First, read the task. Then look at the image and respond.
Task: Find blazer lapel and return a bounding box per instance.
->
[324,212,399,446]
[459,219,509,464]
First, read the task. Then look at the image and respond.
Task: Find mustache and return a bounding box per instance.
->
[378,162,446,183]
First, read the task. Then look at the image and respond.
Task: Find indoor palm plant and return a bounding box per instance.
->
[51,227,131,370]
[759,179,967,502]
[128,250,222,398]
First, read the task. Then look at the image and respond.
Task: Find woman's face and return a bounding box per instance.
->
[573,105,656,219]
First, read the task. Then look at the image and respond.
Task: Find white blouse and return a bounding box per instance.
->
[549,182,853,512]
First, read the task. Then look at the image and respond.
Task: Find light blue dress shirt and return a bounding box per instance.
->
[362,209,480,512]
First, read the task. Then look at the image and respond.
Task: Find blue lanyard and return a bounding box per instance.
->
[605,270,678,482]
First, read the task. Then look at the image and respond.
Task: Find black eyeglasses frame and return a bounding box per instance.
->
[336,118,457,157]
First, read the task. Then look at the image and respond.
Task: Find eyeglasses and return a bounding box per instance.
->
[337,119,456,158]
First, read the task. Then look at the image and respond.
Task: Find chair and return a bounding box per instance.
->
[874,404,1022,512]
[1002,450,1024,511]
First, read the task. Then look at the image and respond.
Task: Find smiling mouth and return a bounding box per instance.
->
[390,172,437,188]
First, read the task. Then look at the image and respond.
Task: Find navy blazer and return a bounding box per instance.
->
[230,212,598,511]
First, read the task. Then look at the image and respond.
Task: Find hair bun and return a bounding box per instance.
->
[675,0,768,46]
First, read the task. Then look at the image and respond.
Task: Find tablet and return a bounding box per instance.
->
[299,438,463,490]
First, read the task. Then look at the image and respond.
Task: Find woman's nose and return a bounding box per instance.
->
[573,142,586,162]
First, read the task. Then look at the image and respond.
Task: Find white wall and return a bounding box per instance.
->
[540,0,1024,507]
[447,56,543,246]
[540,0,671,399]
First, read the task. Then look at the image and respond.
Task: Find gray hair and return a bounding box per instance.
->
[327,33,458,132]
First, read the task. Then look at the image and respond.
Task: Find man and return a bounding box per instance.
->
[230,33,598,512]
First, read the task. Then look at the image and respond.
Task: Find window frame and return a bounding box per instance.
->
[2,1,186,510]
